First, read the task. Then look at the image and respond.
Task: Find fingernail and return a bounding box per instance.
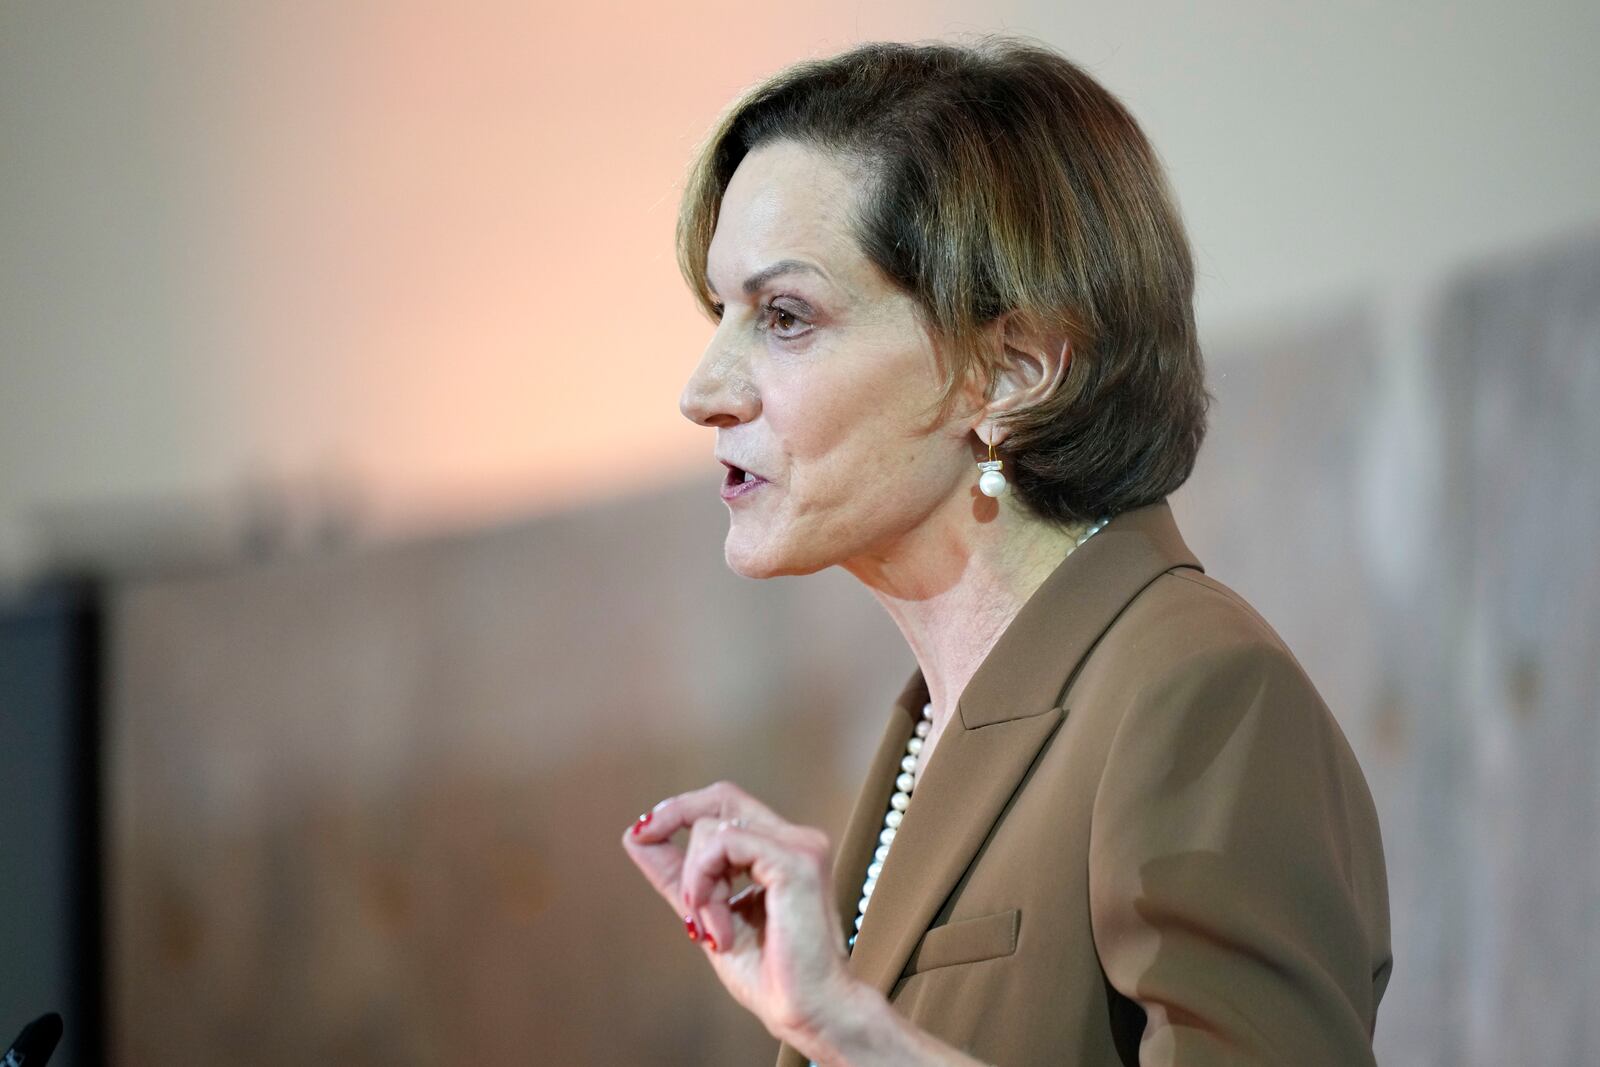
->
[683,913,700,941]
[631,811,653,835]
[704,930,718,952]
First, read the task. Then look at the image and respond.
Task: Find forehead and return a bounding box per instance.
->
[705,141,875,291]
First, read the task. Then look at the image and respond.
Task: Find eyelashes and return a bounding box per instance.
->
[708,299,813,340]
[764,304,806,336]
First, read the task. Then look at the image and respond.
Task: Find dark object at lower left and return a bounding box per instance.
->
[3,1011,64,1066]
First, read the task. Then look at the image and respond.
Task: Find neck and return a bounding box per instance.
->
[842,494,1090,755]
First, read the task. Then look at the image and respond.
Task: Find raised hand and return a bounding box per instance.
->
[621,780,859,1046]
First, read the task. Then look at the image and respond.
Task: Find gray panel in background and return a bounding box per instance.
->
[1437,236,1600,1067]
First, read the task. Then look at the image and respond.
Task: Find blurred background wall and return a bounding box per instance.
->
[1,2,1597,1064]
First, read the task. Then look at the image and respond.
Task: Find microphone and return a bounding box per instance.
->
[2,1013,63,1066]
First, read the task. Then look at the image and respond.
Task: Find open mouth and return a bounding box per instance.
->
[721,463,768,494]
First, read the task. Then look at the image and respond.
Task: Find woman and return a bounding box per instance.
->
[622,38,1391,1066]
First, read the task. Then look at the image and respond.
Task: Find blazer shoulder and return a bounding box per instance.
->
[1096,565,1308,680]
[1082,564,1388,912]
[1081,567,1393,1060]
[1075,565,1378,814]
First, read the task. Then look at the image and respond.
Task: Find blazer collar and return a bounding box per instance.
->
[836,498,1203,995]
[959,497,1202,728]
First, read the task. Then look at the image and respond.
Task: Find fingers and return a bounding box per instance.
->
[619,820,687,909]
[681,817,752,951]
[628,780,779,845]
[701,869,734,952]
[681,816,831,952]
[621,781,829,955]
[620,780,779,918]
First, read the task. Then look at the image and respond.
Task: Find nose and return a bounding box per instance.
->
[679,335,759,429]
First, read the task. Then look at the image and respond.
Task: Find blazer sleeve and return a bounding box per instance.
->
[1086,638,1391,1066]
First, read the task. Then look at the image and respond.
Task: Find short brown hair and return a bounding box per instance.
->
[677,37,1209,526]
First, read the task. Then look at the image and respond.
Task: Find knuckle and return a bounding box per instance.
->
[771,1000,817,1040]
[676,781,719,811]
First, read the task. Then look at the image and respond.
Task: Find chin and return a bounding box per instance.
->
[723,532,833,580]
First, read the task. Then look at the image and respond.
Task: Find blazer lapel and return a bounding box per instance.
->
[844,699,1063,995]
[842,500,1203,996]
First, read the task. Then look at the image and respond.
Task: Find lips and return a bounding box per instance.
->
[718,459,769,501]
[719,459,766,485]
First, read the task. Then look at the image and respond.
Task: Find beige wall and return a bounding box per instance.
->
[4,1,1598,580]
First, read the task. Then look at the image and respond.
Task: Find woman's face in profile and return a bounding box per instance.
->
[680,140,982,580]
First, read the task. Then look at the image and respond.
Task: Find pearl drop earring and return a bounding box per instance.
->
[978,433,1008,498]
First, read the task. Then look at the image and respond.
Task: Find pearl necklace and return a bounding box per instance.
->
[847,701,933,951]
[846,515,1109,953]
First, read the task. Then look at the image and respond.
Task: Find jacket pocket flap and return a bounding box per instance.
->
[904,909,1020,975]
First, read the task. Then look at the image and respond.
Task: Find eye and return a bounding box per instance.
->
[708,300,725,321]
[760,301,812,339]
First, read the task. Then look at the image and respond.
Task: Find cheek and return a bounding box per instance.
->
[796,405,954,512]
[764,373,860,468]
[761,332,953,500]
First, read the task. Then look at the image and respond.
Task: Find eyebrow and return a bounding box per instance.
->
[706,259,828,298]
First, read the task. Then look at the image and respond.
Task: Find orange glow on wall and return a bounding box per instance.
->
[195,2,968,538]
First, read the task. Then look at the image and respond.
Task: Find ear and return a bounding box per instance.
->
[975,312,1072,445]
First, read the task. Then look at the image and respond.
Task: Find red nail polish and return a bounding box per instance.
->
[632,811,653,835]
[704,931,718,952]
[684,913,700,941]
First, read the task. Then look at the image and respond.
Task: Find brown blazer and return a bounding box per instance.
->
[777,500,1391,1066]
